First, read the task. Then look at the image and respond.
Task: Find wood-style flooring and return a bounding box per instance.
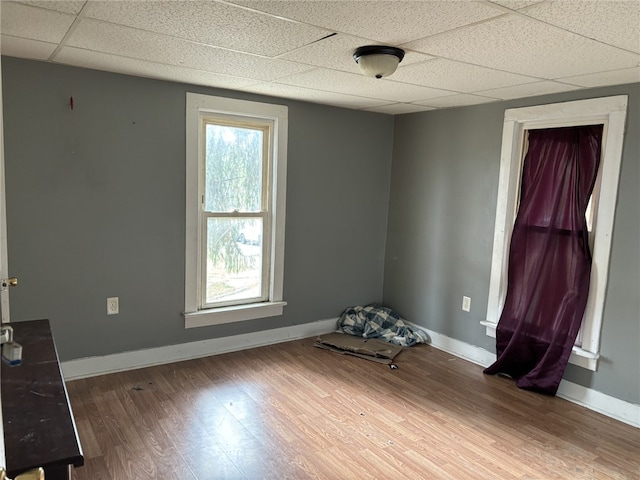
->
[66,338,640,479]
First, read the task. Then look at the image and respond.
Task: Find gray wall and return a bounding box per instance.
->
[384,83,640,403]
[4,55,637,405]
[1,57,394,361]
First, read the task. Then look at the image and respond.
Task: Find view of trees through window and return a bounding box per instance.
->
[203,121,266,305]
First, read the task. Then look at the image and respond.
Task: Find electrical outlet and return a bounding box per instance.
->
[107,297,119,315]
[462,296,471,312]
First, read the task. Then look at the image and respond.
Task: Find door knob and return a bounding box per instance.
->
[0,277,18,289]
[0,467,44,480]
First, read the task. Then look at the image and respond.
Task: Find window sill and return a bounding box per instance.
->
[480,321,599,371]
[184,301,287,329]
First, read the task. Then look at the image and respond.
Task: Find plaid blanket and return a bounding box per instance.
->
[338,304,428,347]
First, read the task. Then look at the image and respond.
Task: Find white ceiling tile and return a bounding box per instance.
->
[414,94,499,109]
[229,0,504,45]
[83,0,331,57]
[280,33,433,75]
[523,1,640,53]
[13,1,86,15]
[405,14,640,79]
[558,68,640,89]
[1,1,75,43]
[3,1,638,113]
[488,1,545,11]
[363,103,436,115]
[276,68,455,103]
[474,80,583,100]
[392,58,539,92]
[55,47,257,90]
[242,82,390,109]
[65,20,312,81]
[0,34,57,60]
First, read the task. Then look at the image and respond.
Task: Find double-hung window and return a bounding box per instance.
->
[184,93,288,328]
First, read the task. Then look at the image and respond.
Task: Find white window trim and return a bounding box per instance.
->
[184,93,288,328]
[483,96,628,371]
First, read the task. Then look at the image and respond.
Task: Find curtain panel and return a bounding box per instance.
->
[484,125,603,395]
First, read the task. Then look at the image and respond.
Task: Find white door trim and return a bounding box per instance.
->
[485,95,628,371]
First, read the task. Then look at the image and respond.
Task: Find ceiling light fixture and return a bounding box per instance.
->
[353,45,405,79]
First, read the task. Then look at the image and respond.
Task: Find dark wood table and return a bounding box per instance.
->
[2,319,84,480]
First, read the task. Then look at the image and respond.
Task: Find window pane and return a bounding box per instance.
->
[205,124,263,212]
[205,217,263,305]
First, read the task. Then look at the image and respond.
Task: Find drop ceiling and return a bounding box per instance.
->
[1,0,639,114]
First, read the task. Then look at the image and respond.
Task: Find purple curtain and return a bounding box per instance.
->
[484,125,603,395]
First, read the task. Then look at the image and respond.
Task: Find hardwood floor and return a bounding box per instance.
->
[66,338,640,479]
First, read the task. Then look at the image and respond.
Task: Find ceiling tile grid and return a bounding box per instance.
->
[0,34,56,60]
[414,93,501,109]
[279,32,434,74]
[391,58,542,93]
[16,0,86,15]
[228,0,507,45]
[489,1,546,10]
[56,46,258,91]
[65,19,314,82]
[474,80,584,101]
[274,68,456,103]
[521,0,640,53]
[1,0,639,115]
[363,103,437,115]
[558,67,640,89]
[83,0,332,58]
[403,13,640,79]
[240,81,393,110]
[2,1,76,44]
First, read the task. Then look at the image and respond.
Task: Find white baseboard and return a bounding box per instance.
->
[556,380,640,428]
[62,318,638,428]
[413,324,639,428]
[414,325,498,367]
[61,318,338,380]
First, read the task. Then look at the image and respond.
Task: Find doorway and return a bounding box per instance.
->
[483,96,628,371]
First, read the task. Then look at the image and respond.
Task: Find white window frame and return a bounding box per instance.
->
[184,93,288,328]
[482,96,628,371]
